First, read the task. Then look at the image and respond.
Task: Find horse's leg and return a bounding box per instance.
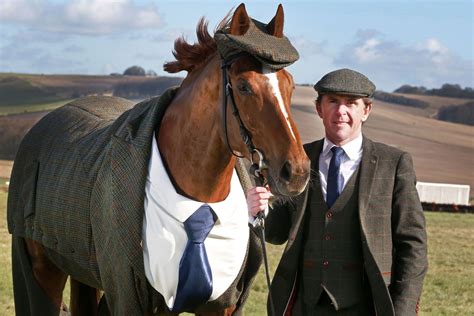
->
[11,236,68,315]
[70,278,100,316]
[195,306,237,316]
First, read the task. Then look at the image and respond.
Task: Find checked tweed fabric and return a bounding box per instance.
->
[215,18,299,70]
[7,87,263,315]
[264,138,428,316]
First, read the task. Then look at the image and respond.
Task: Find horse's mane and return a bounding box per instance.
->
[163,14,231,73]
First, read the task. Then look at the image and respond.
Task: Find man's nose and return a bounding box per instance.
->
[335,104,348,113]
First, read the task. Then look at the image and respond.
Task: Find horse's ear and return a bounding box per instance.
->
[266,4,284,38]
[229,3,250,35]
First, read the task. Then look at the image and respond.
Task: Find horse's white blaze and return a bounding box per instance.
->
[263,68,296,140]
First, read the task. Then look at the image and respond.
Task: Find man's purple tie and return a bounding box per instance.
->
[172,204,216,312]
[327,146,345,208]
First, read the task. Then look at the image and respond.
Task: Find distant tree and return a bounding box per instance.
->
[393,85,427,94]
[146,70,158,77]
[428,83,474,98]
[113,77,183,99]
[394,83,474,98]
[437,102,474,126]
[123,65,146,76]
[373,91,429,109]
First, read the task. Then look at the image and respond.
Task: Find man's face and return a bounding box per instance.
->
[316,94,372,146]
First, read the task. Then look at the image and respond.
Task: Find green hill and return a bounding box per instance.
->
[0,73,183,110]
[0,76,62,106]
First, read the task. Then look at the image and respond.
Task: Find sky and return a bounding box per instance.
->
[0,0,472,91]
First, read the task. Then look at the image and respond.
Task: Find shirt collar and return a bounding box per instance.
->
[322,134,363,161]
[148,134,245,225]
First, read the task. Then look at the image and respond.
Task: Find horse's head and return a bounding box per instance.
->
[218,4,310,196]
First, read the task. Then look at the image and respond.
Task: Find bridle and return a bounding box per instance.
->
[220,52,269,182]
[220,53,276,316]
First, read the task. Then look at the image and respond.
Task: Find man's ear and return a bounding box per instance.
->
[361,103,372,122]
[315,101,323,118]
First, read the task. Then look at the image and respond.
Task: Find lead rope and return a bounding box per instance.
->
[235,158,275,316]
[253,175,276,316]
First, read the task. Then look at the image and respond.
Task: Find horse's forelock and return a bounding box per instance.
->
[163,14,232,74]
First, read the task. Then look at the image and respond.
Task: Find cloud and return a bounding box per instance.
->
[2,29,69,44]
[289,36,327,58]
[152,29,193,43]
[62,44,84,53]
[0,42,85,74]
[0,0,43,23]
[0,0,163,35]
[335,30,473,90]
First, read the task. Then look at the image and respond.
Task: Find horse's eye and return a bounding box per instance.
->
[237,81,253,95]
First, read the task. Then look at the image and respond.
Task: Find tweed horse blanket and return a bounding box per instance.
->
[7,87,262,314]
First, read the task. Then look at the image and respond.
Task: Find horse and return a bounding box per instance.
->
[7,3,310,315]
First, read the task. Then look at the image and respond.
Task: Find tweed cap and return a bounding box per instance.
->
[214,18,299,70]
[314,68,376,97]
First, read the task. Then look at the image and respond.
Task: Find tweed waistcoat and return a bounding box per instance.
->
[301,165,364,310]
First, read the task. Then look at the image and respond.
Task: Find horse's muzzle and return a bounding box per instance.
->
[267,158,310,196]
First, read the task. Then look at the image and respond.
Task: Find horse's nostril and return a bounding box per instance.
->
[280,161,292,184]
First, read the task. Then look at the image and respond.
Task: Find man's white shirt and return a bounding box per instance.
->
[319,134,364,201]
[142,134,249,310]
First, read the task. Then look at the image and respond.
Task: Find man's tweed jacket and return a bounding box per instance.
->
[265,137,428,316]
[7,87,262,314]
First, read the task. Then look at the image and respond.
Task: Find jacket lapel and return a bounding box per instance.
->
[110,88,178,268]
[356,139,395,315]
[358,137,378,241]
[288,139,323,248]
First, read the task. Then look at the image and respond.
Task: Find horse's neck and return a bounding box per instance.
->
[157,56,235,203]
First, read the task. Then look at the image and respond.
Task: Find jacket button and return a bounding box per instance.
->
[326,212,333,219]
[323,260,329,267]
[324,234,331,241]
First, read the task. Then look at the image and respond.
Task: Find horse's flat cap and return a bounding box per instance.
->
[314,68,376,97]
[215,19,299,70]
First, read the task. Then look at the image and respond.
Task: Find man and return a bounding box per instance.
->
[247,68,428,315]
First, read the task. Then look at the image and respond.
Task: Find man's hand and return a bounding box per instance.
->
[246,186,272,218]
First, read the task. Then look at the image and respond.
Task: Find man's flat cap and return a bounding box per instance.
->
[313,68,376,97]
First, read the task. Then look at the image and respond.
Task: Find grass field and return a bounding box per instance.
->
[0,99,72,116]
[0,191,472,315]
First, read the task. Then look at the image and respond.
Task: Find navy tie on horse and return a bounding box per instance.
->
[172,204,216,312]
[327,146,345,208]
